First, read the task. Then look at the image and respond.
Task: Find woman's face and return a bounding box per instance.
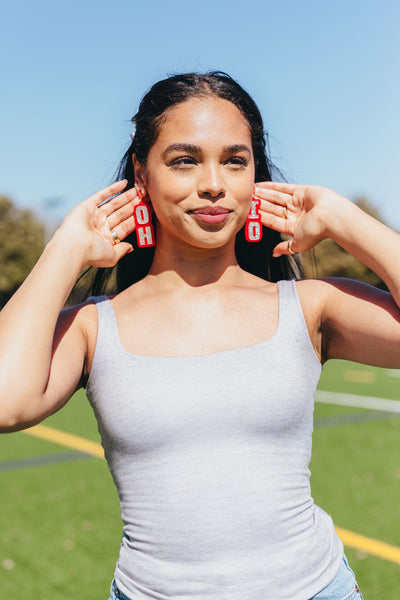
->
[137,97,255,249]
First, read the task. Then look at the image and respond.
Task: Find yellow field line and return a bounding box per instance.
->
[21,425,400,565]
[336,526,400,565]
[22,424,104,459]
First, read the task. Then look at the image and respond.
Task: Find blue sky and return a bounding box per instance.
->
[1,0,399,229]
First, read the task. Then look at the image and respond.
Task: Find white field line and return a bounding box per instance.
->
[385,369,400,378]
[315,390,400,413]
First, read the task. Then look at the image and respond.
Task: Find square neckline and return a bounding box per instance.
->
[99,281,285,360]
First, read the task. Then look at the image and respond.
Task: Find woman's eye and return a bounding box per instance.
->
[226,156,248,168]
[169,156,196,169]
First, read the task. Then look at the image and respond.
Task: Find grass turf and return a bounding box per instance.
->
[0,359,399,598]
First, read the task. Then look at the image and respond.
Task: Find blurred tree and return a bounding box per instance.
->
[0,196,45,307]
[302,197,387,288]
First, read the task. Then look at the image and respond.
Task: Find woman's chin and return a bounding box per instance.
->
[183,229,239,251]
[156,216,244,251]
[185,217,244,249]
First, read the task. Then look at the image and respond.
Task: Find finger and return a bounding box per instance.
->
[259,198,291,220]
[101,186,139,216]
[260,210,294,236]
[254,186,292,207]
[107,199,138,230]
[272,239,298,258]
[86,179,128,207]
[256,181,300,194]
[109,216,136,243]
[112,241,134,261]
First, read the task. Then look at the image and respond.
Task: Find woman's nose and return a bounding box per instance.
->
[198,163,226,198]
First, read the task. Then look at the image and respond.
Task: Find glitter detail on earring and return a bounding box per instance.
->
[245,197,262,242]
[133,200,156,247]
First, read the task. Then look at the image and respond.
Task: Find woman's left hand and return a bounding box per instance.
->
[255,182,400,370]
[254,181,345,256]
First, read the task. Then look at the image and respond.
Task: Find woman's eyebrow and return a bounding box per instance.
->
[162,143,199,158]
[162,143,251,159]
[223,144,251,154]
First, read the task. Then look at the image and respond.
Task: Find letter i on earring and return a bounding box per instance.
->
[133,190,156,247]
[245,194,263,242]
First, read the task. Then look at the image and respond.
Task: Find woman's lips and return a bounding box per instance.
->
[189,206,231,225]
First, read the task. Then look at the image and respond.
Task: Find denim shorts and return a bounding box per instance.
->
[109,579,131,600]
[310,555,364,600]
[108,555,363,600]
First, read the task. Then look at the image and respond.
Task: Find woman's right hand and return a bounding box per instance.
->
[0,180,140,431]
[56,179,138,268]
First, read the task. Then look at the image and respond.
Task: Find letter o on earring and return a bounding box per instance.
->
[245,197,263,242]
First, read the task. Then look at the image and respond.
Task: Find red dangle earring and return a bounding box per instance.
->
[245,194,263,242]
[134,190,156,248]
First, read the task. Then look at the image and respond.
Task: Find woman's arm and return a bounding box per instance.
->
[255,182,400,367]
[0,180,137,432]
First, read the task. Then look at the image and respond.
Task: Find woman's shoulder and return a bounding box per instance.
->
[61,298,110,378]
[294,277,332,297]
[292,277,337,320]
[294,276,379,301]
[291,277,371,349]
[58,298,104,356]
[59,298,99,328]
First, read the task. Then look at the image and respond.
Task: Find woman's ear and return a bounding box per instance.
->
[132,154,147,193]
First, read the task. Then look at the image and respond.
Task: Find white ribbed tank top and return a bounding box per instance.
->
[86,279,343,600]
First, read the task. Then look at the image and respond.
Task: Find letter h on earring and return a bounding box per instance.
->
[133,190,156,247]
[245,196,263,242]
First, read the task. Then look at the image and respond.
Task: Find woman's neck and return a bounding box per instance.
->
[148,237,242,289]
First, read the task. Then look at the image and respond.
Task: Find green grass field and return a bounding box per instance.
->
[1,359,399,598]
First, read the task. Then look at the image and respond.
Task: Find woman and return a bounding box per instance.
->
[1,72,399,599]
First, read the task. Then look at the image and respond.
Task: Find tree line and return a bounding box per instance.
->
[0,195,388,309]
[301,197,386,289]
[0,196,46,307]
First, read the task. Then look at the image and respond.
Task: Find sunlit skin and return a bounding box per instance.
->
[133,98,255,267]
[2,86,400,432]
[4,77,400,600]
[101,97,277,359]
